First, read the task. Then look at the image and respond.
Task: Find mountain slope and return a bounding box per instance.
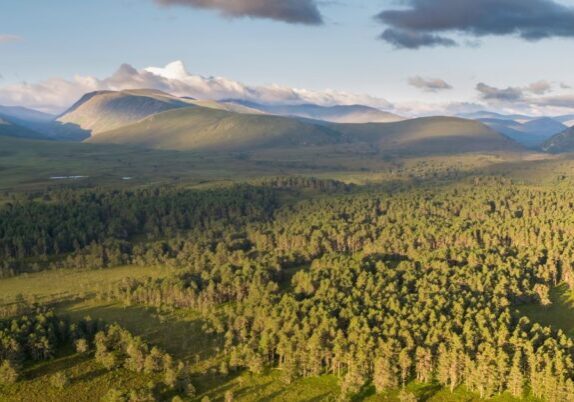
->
[227,100,404,124]
[479,117,566,147]
[57,89,195,135]
[87,107,343,151]
[459,111,534,123]
[336,117,523,154]
[555,114,574,127]
[0,117,48,140]
[541,127,574,153]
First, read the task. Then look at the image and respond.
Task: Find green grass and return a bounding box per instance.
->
[0,351,156,402]
[57,300,220,364]
[518,283,574,336]
[0,265,171,305]
[88,107,342,152]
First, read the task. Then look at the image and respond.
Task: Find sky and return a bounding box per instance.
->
[2,0,574,116]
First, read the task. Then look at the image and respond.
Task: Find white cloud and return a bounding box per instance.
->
[0,60,393,114]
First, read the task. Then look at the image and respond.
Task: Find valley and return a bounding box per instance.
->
[1,88,574,402]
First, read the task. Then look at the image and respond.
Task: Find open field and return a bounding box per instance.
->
[518,284,574,336]
[0,265,171,305]
[4,135,574,196]
[0,352,157,402]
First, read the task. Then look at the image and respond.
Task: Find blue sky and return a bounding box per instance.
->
[2,0,574,115]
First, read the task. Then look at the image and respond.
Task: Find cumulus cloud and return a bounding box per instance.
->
[476,80,559,104]
[408,76,453,92]
[472,80,574,115]
[527,80,553,95]
[377,0,574,49]
[154,0,323,25]
[476,83,524,102]
[0,61,393,113]
[0,35,22,44]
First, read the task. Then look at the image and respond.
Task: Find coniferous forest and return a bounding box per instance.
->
[3,172,574,401]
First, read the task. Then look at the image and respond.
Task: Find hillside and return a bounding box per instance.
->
[479,117,566,147]
[336,116,523,154]
[555,114,574,127]
[227,100,404,124]
[0,117,48,140]
[87,107,343,151]
[57,89,195,135]
[459,110,534,123]
[541,126,574,153]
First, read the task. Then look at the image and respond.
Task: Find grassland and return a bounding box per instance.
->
[0,265,171,305]
[0,352,156,402]
[519,284,574,336]
[5,133,573,199]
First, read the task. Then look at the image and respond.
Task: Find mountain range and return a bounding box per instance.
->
[2,88,574,155]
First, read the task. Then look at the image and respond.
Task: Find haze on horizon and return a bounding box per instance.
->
[2,0,574,117]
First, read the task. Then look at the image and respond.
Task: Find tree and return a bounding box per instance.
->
[398,349,412,386]
[50,371,70,389]
[398,388,418,402]
[0,360,19,385]
[75,338,89,353]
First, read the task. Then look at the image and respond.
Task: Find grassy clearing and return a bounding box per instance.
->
[57,299,220,365]
[0,265,171,305]
[0,351,156,402]
[518,283,574,336]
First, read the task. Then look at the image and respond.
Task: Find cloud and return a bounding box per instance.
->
[380,29,456,49]
[476,83,524,102]
[0,35,22,44]
[531,95,574,109]
[154,0,323,25]
[473,80,574,115]
[408,76,453,92]
[527,80,552,95]
[476,80,558,103]
[377,0,574,49]
[0,61,393,113]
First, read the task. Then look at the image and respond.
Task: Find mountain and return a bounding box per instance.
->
[0,105,55,123]
[458,111,534,123]
[87,107,343,151]
[555,114,574,127]
[336,117,523,155]
[226,100,404,124]
[541,127,574,153]
[476,116,566,147]
[57,89,197,135]
[0,117,48,140]
[522,117,567,137]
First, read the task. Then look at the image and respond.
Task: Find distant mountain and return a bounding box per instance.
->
[87,107,343,151]
[477,117,567,148]
[0,117,48,140]
[0,105,54,123]
[541,127,574,153]
[555,114,574,127]
[458,111,534,123]
[336,117,523,155]
[226,100,404,124]
[522,117,567,137]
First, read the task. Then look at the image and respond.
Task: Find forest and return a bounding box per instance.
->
[2,174,574,401]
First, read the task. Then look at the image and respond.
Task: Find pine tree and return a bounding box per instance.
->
[507,350,524,398]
